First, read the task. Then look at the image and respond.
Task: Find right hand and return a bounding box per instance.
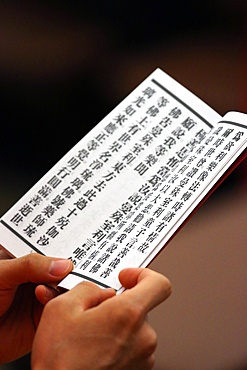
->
[32,268,171,370]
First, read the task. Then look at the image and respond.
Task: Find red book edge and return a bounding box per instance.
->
[147,149,247,265]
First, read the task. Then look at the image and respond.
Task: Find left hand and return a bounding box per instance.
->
[0,250,73,364]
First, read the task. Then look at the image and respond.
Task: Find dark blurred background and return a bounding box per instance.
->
[0,1,246,369]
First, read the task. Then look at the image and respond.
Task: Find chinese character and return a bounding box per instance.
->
[57,167,71,179]
[99,151,112,163]
[48,176,62,189]
[110,210,123,224]
[100,267,112,278]
[109,257,121,269]
[98,253,110,264]
[83,189,97,201]
[133,95,146,107]
[94,180,106,192]
[146,105,159,117]
[32,214,46,227]
[89,159,103,170]
[87,139,99,151]
[169,107,182,118]
[80,169,93,182]
[197,171,208,182]
[104,122,118,135]
[125,104,136,116]
[118,247,129,258]
[89,263,101,273]
[137,242,149,253]
[164,136,176,149]
[74,197,88,211]
[142,87,156,98]
[77,148,89,161]
[157,96,169,107]
[10,213,23,226]
[37,235,49,246]
[222,128,234,138]
[71,177,84,190]
[92,229,106,243]
[141,133,153,146]
[114,113,127,125]
[62,186,75,199]
[51,195,65,209]
[23,224,37,237]
[181,117,197,131]
[29,195,43,207]
[67,157,81,170]
[172,127,185,140]
[134,162,149,176]
[42,205,57,218]
[95,132,108,144]
[145,154,157,167]
[38,185,52,198]
[56,216,70,230]
[19,204,33,217]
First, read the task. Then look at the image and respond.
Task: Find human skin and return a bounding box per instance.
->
[0,251,73,363]
[32,268,172,370]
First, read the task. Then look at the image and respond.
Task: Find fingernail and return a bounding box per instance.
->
[49,259,72,276]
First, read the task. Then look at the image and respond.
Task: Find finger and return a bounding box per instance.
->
[35,285,60,305]
[119,268,171,313]
[146,354,156,370]
[125,319,157,362]
[134,354,156,370]
[0,248,11,260]
[62,281,116,311]
[0,254,73,288]
[126,328,156,370]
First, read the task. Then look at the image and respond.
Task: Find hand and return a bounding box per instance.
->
[0,251,73,363]
[32,268,171,370]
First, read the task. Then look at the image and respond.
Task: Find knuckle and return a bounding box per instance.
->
[118,300,143,326]
[127,303,143,323]
[160,275,172,298]
[146,329,157,355]
[76,281,99,291]
[106,299,143,329]
[43,293,69,317]
[73,281,102,298]
[139,324,157,358]
[147,354,156,370]
[106,300,124,323]
[42,297,57,317]
[22,253,39,274]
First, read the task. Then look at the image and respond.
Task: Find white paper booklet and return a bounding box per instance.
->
[0,68,246,293]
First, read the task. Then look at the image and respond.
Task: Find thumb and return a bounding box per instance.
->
[0,254,73,289]
[119,268,172,313]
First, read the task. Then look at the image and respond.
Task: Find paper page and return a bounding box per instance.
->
[60,115,247,291]
[1,68,246,292]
